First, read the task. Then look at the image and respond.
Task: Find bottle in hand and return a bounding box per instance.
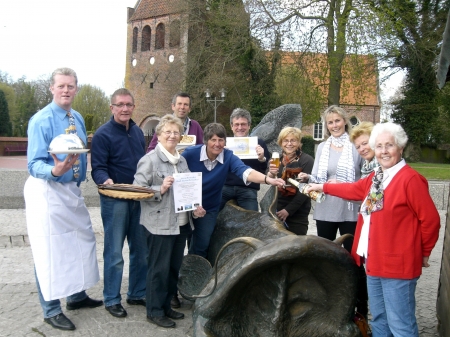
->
[287,178,326,203]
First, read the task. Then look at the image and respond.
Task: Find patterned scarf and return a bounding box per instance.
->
[361,166,384,215]
[310,133,355,183]
[361,157,380,179]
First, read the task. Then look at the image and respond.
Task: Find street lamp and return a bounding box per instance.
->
[205,88,226,123]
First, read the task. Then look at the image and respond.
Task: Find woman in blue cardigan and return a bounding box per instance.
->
[182,123,285,258]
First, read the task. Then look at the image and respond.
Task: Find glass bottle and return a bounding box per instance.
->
[287,178,326,203]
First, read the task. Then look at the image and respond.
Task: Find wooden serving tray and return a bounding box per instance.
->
[98,184,155,200]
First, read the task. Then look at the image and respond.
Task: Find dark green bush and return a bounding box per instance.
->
[301,135,315,158]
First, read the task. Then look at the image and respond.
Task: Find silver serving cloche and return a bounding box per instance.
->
[48,133,88,154]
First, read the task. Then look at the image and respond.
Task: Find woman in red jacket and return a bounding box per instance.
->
[305,122,440,337]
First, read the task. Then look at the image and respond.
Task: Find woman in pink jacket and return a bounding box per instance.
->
[305,122,440,337]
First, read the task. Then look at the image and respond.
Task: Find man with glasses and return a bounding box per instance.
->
[220,108,270,211]
[91,88,148,318]
[146,92,203,152]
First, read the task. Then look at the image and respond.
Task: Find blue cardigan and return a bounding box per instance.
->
[182,145,250,212]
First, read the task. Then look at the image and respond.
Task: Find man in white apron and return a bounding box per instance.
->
[25,67,101,331]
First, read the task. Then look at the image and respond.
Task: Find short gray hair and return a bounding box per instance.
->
[230,108,251,125]
[369,122,408,150]
[111,88,134,104]
[156,114,184,135]
[51,67,78,86]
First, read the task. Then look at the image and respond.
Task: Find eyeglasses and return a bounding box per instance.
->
[282,139,298,144]
[375,143,396,151]
[162,131,180,137]
[232,123,249,127]
[111,103,135,109]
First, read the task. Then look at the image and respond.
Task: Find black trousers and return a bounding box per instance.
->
[144,224,192,317]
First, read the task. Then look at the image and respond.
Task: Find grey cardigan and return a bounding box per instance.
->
[134,145,194,235]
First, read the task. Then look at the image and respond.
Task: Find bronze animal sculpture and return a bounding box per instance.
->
[250,104,302,153]
[178,187,360,337]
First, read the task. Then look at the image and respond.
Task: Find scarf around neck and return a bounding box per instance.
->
[311,133,355,183]
[361,157,380,179]
[361,166,384,215]
[157,143,180,169]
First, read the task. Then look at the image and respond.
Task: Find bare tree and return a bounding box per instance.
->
[246,0,380,107]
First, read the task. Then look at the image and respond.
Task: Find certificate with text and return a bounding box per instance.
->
[173,172,202,213]
[226,137,258,159]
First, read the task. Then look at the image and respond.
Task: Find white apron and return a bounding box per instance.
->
[24,176,100,301]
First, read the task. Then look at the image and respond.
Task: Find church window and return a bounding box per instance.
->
[155,23,165,50]
[169,20,181,48]
[141,25,151,52]
[132,27,138,53]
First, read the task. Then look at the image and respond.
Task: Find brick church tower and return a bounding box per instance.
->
[125,0,188,135]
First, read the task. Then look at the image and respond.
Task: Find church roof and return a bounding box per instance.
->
[129,0,182,21]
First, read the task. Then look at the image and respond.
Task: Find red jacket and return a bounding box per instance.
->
[324,165,440,279]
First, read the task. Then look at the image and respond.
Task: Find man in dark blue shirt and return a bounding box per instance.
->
[91,88,148,318]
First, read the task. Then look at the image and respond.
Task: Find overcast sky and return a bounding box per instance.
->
[0,0,402,110]
[0,0,137,96]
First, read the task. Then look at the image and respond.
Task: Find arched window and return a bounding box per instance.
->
[313,118,324,140]
[132,27,138,53]
[141,25,151,52]
[155,23,165,50]
[169,20,181,48]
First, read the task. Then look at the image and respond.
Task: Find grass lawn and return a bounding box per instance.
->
[408,162,450,180]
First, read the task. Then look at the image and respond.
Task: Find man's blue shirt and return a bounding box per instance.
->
[27,101,88,183]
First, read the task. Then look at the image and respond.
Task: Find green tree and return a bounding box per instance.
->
[248,0,375,107]
[31,75,53,110]
[368,0,450,161]
[72,84,110,132]
[0,89,13,136]
[0,83,17,131]
[274,64,326,127]
[184,0,280,128]
[13,78,38,136]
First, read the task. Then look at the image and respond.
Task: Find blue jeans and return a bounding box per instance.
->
[367,275,419,337]
[144,224,192,317]
[220,185,258,211]
[100,195,148,307]
[188,211,219,258]
[35,269,87,318]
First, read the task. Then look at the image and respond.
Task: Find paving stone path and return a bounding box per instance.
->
[0,207,445,336]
